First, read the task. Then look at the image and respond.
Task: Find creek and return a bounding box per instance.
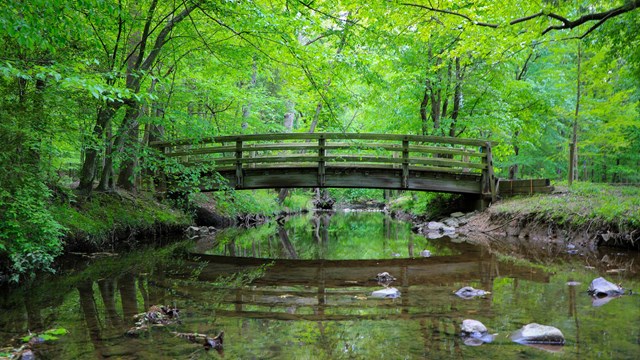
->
[1,210,639,359]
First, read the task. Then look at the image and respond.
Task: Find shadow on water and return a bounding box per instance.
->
[1,211,639,359]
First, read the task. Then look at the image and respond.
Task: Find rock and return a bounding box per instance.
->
[427,231,443,239]
[371,287,401,299]
[18,349,35,360]
[442,226,456,233]
[444,218,460,227]
[451,212,465,218]
[419,250,432,257]
[427,221,445,230]
[510,323,565,345]
[454,286,490,299]
[588,277,624,297]
[461,319,487,336]
[375,272,396,287]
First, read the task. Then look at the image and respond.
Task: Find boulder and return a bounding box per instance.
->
[371,287,401,299]
[427,221,445,230]
[427,231,444,239]
[588,277,624,297]
[510,323,565,345]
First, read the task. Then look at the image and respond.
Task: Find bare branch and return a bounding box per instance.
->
[509,11,544,25]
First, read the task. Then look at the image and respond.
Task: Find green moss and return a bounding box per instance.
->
[50,191,192,246]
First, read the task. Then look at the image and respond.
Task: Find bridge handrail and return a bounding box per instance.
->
[149,132,495,148]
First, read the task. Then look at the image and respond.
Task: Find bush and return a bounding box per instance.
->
[0,178,64,282]
[328,188,384,203]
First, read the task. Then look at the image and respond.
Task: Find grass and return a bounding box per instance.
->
[491,181,640,231]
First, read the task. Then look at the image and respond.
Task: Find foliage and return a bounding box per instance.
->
[281,189,314,212]
[21,328,68,343]
[0,179,64,282]
[210,190,280,217]
[329,188,385,203]
[388,191,463,218]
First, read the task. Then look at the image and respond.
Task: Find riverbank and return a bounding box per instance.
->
[50,191,193,252]
[459,182,640,250]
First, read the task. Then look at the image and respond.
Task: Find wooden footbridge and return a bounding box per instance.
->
[151,133,496,201]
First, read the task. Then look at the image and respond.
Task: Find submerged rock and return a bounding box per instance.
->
[371,287,401,299]
[588,277,624,297]
[174,331,224,353]
[511,323,565,345]
[460,319,495,346]
[375,272,396,287]
[454,286,490,299]
[419,250,432,258]
[427,221,445,230]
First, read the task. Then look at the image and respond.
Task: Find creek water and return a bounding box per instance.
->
[1,210,639,359]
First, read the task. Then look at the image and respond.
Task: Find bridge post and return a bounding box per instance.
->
[402,137,409,188]
[318,135,326,187]
[486,142,496,202]
[235,139,243,188]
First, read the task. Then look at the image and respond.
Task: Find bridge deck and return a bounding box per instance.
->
[151,133,496,199]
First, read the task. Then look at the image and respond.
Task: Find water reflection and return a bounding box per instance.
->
[205,211,459,260]
[0,211,638,359]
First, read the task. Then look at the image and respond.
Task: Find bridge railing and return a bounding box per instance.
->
[150,133,496,199]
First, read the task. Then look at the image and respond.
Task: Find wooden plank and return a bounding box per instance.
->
[486,142,496,202]
[499,187,554,195]
[409,157,486,169]
[318,136,326,186]
[166,143,486,159]
[498,179,550,187]
[402,138,409,188]
[235,140,243,188]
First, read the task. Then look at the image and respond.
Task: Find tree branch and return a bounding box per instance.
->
[401,3,498,28]
[402,0,640,37]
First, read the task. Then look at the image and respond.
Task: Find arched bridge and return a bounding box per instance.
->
[151,133,496,201]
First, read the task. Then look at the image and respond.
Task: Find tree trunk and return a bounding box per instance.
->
[448,57,464,137]
[79,102,121,193]
[569,43,581,185]
[420,86,429,136]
